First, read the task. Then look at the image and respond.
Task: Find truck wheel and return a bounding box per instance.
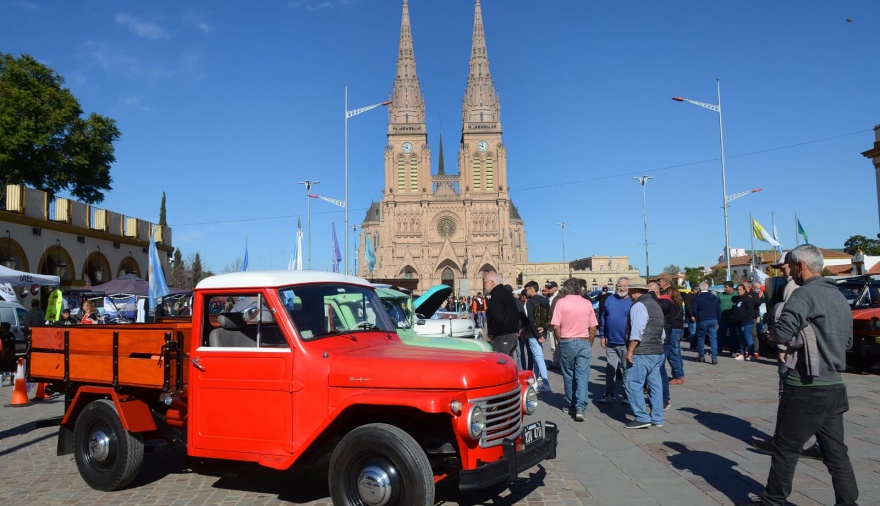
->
[329,423,434,506]
[73,399,144,491]
[847,353,880,371]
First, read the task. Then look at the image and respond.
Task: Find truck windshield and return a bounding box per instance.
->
[836,281,880,309]
[278,284,395,340]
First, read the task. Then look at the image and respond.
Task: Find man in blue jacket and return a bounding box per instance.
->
[692,281,721,365]
[598,276,634,404]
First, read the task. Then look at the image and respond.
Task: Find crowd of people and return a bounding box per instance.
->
[475,244,858,505]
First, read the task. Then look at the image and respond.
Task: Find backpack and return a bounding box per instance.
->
[532,303,551,330]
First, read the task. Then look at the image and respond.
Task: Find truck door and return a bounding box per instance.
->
[189,293,294,459]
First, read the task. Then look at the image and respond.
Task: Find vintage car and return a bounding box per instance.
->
[376,285,491,352]
[834,275,880,370]
[412,285,482,340]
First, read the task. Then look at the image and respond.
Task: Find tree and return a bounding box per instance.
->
[0,53,120,204]
[662,264,680,276]
[843,235,880,256]
[159,192,167,227]
[190,252,205,287]
[170,248,186,288]
[709,268,727,285]
[683,267,704,287]
[222,258,243,273]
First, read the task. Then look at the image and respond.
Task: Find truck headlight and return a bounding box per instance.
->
[522,385,538,415]
[467,405,485,439]
[872,317,880,331]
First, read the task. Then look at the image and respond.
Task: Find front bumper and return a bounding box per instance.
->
[458,421,558,492]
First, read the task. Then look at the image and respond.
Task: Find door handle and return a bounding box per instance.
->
[192,356,206,372]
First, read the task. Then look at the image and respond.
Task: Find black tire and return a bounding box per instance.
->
[847,352,880,372]
[329,423,434,506]
[73,399,144,491]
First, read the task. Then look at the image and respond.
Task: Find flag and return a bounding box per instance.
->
[295,217,303,270]
[241,238,249,271]
[331,222,342,273]
[797,219,809,244]
[752,218,782,247]
[365,235,376,273]
[148,227,171,311]
[753,267,769,285]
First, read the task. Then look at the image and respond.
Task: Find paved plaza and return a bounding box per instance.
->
[1,343,878,505]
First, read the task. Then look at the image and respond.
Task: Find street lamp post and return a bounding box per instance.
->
[344,86,391,276]
[557,222,568,277]
[633,176,654,277]
[297,180,319,269]
[673,79,731,281]
[351,225,359,276]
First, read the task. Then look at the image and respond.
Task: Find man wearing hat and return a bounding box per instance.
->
[623,277,666,429]
[543,281,561,370]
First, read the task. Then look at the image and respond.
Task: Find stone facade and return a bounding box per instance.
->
[359,0,527,295]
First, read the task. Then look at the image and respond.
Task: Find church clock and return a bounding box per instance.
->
[402,142,413,154]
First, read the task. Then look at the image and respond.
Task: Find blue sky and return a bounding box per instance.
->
[2,0,879,277]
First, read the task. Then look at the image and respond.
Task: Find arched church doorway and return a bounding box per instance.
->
[441,266,455,293]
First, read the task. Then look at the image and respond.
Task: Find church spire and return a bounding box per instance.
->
[389,0,426,134]
[461,0,500,133]
[437,131,446,175]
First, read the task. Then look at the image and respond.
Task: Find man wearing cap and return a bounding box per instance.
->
[624,277,666,429]
[543,281,561,370]
[483,272,520,364]
[693,281,721,364]
[735,244,858,506]
[551,278,597,422]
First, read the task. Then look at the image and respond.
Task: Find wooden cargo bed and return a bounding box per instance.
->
[29,324,191,390]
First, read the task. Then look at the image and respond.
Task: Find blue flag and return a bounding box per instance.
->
[241,238,249,271]
[148,228,170,311]
[331,222,342,273]
[365,234,376,274]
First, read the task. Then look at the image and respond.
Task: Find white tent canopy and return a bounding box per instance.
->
[0,265,61,286]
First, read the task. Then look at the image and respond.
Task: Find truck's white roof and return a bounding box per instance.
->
[195,270,373,290]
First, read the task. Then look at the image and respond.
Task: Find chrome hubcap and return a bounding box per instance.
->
[88,429,111,462]
[356,465,392,506]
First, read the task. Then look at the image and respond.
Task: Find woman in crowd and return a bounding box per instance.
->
[731,284,756,360]
[80,300,99,324]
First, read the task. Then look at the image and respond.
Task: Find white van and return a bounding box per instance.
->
[0,301,30,353]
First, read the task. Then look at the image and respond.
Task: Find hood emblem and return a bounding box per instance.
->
[497,358,507,365]
[349,377,370,382]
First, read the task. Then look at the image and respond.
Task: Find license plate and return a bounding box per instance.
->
[522,421,543,448]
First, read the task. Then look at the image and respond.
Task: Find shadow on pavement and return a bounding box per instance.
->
[678,406,769,444]
[437,465,547,505]
[663,441,763,501]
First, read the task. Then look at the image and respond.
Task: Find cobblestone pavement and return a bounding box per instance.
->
[1,343,878,505]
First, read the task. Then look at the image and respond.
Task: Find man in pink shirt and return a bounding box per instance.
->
[551,278,598,422]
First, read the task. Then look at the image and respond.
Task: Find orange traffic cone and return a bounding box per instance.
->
[4,359,35,407]
[32,382,53,401]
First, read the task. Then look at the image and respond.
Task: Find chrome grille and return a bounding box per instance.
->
[472,387,522,448]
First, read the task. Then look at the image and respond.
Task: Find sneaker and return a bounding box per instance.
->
[669,378,685,385]
[598,393,614,404]
[574,409,585,422]
[734,354,744,361]
[664,400,672,409]
[749,355,757,362]
[712,358,718,365]
[751,353,761,361]
[624,420,651,429]
[698,355,705,363]
[652,422,664,428]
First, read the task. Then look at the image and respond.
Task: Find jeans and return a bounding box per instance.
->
[527,337,551,390]
[666,329,684,379]
[687,320,697,349]
[559,339,591,412]
[624,353,664,425]
[695,319,718,360]
[519,338,532,370]
[604,344,627,398]
[660,345,670,405]
[737,321,755,356]
[762,383,858,506]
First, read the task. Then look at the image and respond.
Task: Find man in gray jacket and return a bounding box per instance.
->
[736,244,858,506]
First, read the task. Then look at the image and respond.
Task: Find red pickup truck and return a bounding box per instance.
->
[27,271,556,504]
